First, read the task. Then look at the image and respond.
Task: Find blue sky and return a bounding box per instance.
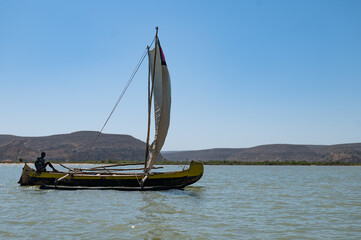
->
[1,0,360,150]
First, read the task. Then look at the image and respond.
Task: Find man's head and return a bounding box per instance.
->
[41,152,46,158]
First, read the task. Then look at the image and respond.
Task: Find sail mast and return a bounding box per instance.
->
[141,27,171,188]
[144,27,159,170]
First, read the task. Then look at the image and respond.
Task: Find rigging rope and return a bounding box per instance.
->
[81,38,156,165]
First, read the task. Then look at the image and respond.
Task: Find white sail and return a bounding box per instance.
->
[144,39,171,174]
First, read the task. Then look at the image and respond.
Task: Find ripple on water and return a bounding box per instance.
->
[1,165,361,239]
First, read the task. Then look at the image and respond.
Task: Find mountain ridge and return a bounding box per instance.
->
[0,131,148,162]
[1,132,360,163]
[162,143,361,163]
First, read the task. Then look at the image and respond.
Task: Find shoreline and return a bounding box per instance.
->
[2,161,360,166]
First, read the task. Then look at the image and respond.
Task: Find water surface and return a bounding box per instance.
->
[1,164,360,239]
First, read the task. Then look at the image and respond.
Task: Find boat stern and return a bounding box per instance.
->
[18,163,36,185]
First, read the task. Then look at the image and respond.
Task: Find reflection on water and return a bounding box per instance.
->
[1,164,361,239]
[137,187,205,239]
[139,191,182,239]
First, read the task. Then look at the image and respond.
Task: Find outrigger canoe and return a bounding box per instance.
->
[18,161,203,190]
[18,28,204,190]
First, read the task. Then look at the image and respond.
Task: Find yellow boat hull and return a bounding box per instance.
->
[18,161,203,190]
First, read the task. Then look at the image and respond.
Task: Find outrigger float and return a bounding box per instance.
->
[18,28,204,190]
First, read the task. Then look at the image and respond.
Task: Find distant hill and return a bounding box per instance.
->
[0,131,150,162]
[162,148,243,162]
[162,143,361,164]
[1,132,360,164]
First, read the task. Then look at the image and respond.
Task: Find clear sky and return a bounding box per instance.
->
[1,0,360,151]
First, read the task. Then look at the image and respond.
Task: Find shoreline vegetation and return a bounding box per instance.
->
[3,159,360,166]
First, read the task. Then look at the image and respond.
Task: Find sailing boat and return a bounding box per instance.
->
[18,28,204,190]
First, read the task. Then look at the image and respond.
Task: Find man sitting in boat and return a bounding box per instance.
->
[35,152,59,172]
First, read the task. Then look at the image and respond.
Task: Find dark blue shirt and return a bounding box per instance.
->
[35,157,45,171]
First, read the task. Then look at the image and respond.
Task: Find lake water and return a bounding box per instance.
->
[0,164,360,239]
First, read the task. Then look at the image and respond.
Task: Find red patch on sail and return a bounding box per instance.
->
[158,41,167,66]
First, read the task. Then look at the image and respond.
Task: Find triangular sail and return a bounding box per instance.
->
[144,39,171,174]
